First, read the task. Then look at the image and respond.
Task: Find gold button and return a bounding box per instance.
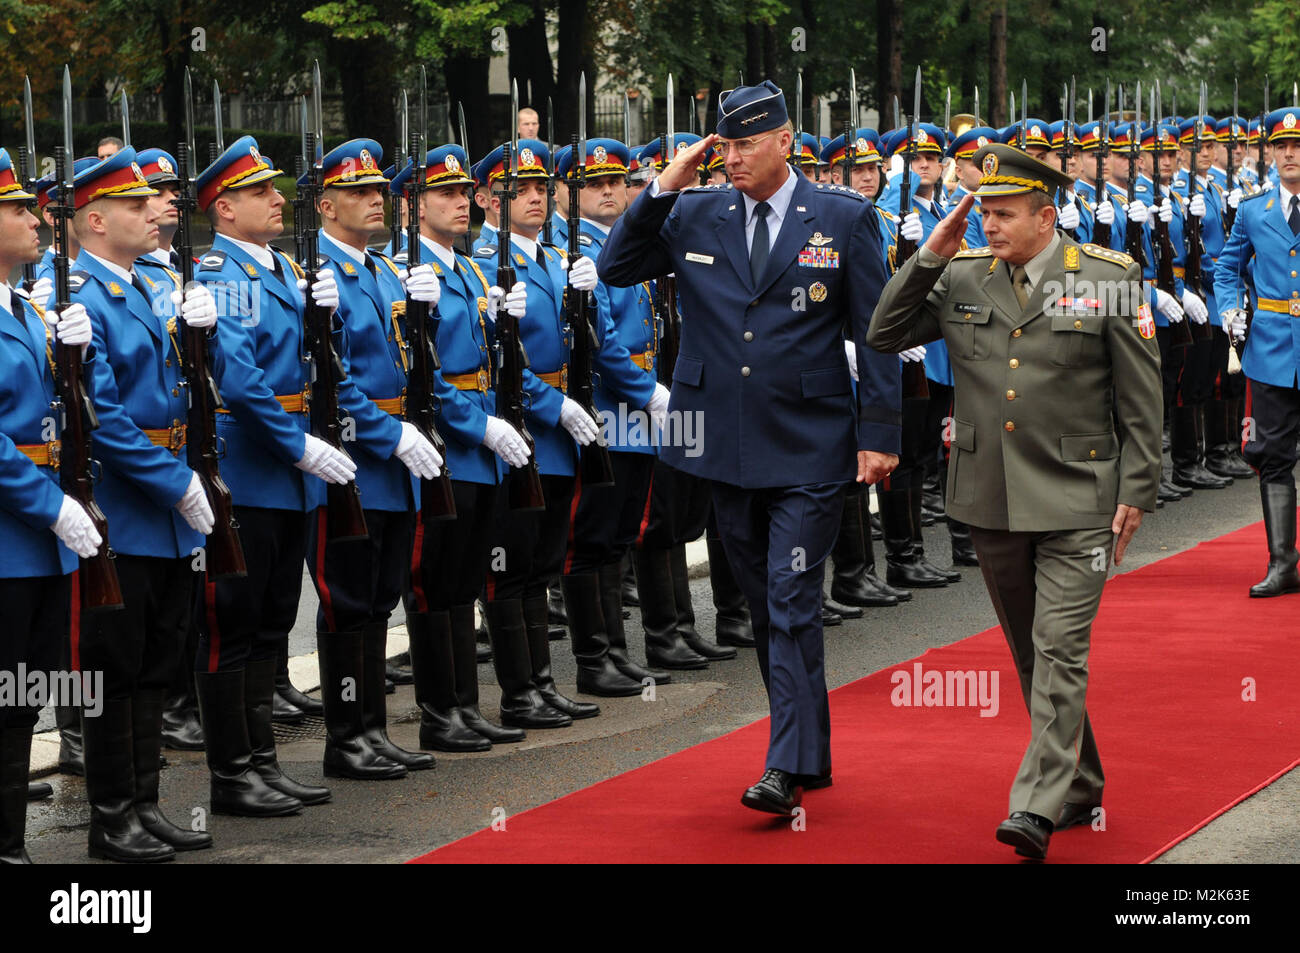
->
[1292,250,1297,257]
[165,359,172,367]
[964,314,971,321]
[1292,271,1298,278]
[1089,449,1097,458]
[1012,328,1022,337]
[1074,319,1083,329]
[1004,421,1015,432]
[1009,358,1019,369]
[1006,390,1016,400]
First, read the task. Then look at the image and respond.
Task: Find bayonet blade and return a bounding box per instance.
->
[944,85,950,131]
[974,85,979,125]
[913,66,922,130]
[23,75,36,174]
[547,95,555,169]
[312,60,324,168]
[623,91,631,146]
[510,79,519,178]
[183,68,196,180]
[848,68,857,129]
[213,80,224,152]
[400,90,409,152]
[458,102,468,154]
[796,69,803,143]
[892,95,900,131]
[61,66,73,190]
[299,96,307,165]
[1264,75,1269,113]
[120,88,130,147]
[666,74,674,147]
[1135,80,1141,133]
[418,65,427,155]
[578,72,587,169]
[1009,91,1015,129]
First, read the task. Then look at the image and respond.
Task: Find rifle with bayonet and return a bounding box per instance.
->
[841,69,858,194]
[1226,79,1239,231]
[390,95,405,256]
[1185,85,1206,317]
[493,80,546,511]
[1094,80,1112,248]
[174,68,246,578]
[1151,81,1193,348]
[562,71,614,489]
[544,97,555,245]
[292,96,308,263]
[53,66,124,612]
[19,75,38,291]
[1060,79,1078,240]
[401,74,457,520]
[896,67,928,400]
[791,69,803,174]
[1258,77,1269,189]
[653,75,681,387]
[301,61,368,540]
[1123,84,1148,274]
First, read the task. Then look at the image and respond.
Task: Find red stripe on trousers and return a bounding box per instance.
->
[409,509,428,613]
[69,569,81,671]
[314,507,336,632]
[563,470,584,574]
[204,576,221,672]
[635,467,655,548]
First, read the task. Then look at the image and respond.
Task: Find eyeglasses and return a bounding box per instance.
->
[716,131,781,158]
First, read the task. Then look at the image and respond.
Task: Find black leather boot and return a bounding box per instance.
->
[547,580,568,627]
[362,623,434,770]
[273,641,321,719]
[1250,483,1300,597]
[486,599,572,729]
[920,467,945,525]
[195,668,302,817]
[56,704,84,775]
[161,678,205,751]
[671,545,737,660]
[829,485,905,607]
[880,485,948,588]
[475,598,496,657]
[246,656,330,805]
[406,610,491,752]
[911,476,960,582]
[631,549,708,670]
[621,554,640,607]
[1172,403,1230,489]
[1205,397,1255,479]
[561,572,644,696]
[600,561,674,682]
[83,697,174,862]
[455,604,528,742]
[1224,397,1256,477]
[318,630,407,780]
[385,652,414,686]
[523,595,600,719]
[27,781,51,800]
[132,689,212,851]
[0,727,34,863]
[705,533,757,646]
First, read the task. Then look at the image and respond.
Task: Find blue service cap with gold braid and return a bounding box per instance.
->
[0,148,36,202]
[971,142,1072,198]
[948,126,999,160]
[821,128,883,166]
[638,134,702,172]
[474,139,550,187]
[887,123,946,157]
[72,146,157,210]
[197,135,283,212]
[1264,107,1300,143]
[1177,115,1217,147]
[135,148,180,186]
[1215,116,1249,145]
[1019,120,1052,150]
[33,158,97,211]
[716,80,787,139]
[1140,123,1180,153]
[556,138,629,180]
[390,144,475,195]
[295,138,388,189]
[1108,121,1141,154]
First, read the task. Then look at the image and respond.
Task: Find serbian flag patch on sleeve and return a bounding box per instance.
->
[1137,303,1155,339]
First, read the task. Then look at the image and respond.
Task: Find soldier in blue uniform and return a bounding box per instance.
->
[1047,120,1094,244]
[65,148,218,861]
[473,138,598,728]
[0,150,102,863]
[301,139,443,779]
[599,80,900,815]
[1214,106,1300,597]
[192,135,357,818]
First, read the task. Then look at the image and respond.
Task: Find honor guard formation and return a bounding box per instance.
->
[1,61,1297,865]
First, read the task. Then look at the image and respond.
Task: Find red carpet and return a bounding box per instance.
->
[413,520,1300,863]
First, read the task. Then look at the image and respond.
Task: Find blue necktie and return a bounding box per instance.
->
[1289,195,1300,236]
[750,200,771,284]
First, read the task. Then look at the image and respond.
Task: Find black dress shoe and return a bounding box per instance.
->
[995,811,1052,859]
[1056,801,1101,831]
[741,768,801,816]
[792,770,832,790]
[27,781,53,800]
[823,599,863,620]
[477,641,494,661]
[821,607,842,627]
[385,658,414,686]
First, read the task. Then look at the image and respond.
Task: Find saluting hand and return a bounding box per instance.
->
[924,193,975,259]
[655,134,721,193]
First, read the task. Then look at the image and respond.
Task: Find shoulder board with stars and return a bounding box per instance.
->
[474,245,497,258]
[814,183,865,201]
[67,270,89,292]
[682,183,731,194]
[199,250,228,272]
[1081,243,1135,268]
[953,246,993,259]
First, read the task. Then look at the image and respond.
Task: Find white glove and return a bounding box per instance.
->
[1222,308,1248,342]
[52,302,92,347]
[1095,199,1116,226]
[296,267,339,311]
[29,276,52,312]
[900,211,924,242]
[1127,200,1149,225]
[173,282,217,329]
[559,396,599,446]
[567,255,598,291]
[844,340,859,382]
[646,383,671,432]
[1155,288,1184,323]
[1057,201,1081,230]
[1227,187,1243,209]
[482,416,531,468]
[1188,193,1207,218]
[295,433,357,485]
[49,496,102,558]
[504,281,528,318]
[176,472,215,535]
[487,285,505,314]
[402,263,441,306]
[1181,289,1209,325]
[1153,197,1173,223]
[900,345,927,363]
[394,421,443,479]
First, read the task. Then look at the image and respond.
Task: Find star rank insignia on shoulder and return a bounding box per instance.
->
[682,183,730,193]
[953,246,993,258]
[1081,243,1134,268]
[814,183,864,201]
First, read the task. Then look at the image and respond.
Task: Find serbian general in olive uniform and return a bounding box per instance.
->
[599,81,901,817]
[869,144,1162,860]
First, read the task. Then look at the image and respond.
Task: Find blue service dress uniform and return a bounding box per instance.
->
[599,169,899,776]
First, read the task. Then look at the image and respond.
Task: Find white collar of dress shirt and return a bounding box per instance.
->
[741,165,798,225]
[222,234,275,270]
[510,232,539,262]
[320,229,368,268]
[0,281,12,318]
[580,217,610,236]
[420,234,457,270]
[79,248,134,284]
[146,247,171,266]
[1277,181,1300,213]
